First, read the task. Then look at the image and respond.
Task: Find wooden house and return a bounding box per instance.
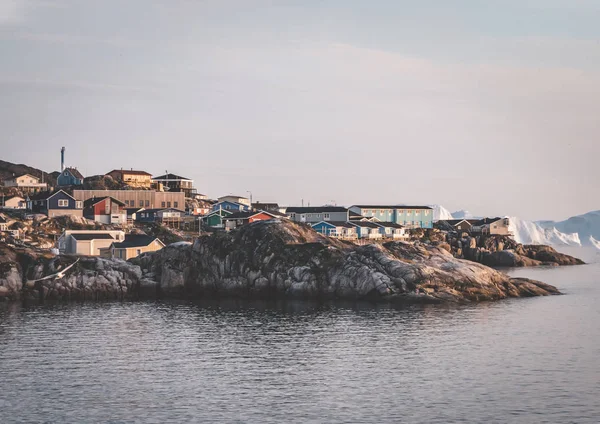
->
[135,207,186,223]
[152,173,196,198]
[203,209,233,228]
[2,174,47,193]
[57,230,125,256]
[83,196,127,224]
[57,167,84,187]
[28,190,83,218]
[106,169,153,189]
[349,221,384,240]
[106,234,165,260]
[311,221,358,240]
[222,211,276,231]
[1,195,26,209]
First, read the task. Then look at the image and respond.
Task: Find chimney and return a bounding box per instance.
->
[61,147,65,172]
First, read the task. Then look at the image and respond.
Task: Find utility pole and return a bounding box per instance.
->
[247,190,253,205]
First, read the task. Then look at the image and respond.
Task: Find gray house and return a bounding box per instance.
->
[285,206,349,223]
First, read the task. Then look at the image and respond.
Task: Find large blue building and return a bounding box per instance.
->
[349,205,434,229]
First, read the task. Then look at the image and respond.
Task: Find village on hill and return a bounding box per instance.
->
[0,147,511,261]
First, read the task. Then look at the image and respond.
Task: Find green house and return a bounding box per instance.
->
[203,209,233,228]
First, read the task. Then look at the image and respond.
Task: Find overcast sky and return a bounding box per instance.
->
[1,0,598,220]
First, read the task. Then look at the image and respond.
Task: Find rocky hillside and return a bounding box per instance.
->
[133,220,559,303]
[0,159,56,187]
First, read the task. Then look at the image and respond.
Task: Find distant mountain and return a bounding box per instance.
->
[538,210,600,247]
[431,205,453,221]
[0,159,56,186]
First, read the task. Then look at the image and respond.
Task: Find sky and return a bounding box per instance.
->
[0,0,599,221]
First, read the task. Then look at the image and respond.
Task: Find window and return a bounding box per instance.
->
[145,200,150,207]
[161,202,166,208]
[380,210,385,214]
[167,202,171,208]
[425,210,430,216]
[139,200,144,207]
[290,213,296,219]
[174,202,178,208]
[76,201,83,209]
[398,210,404,214]
[324,213,330,219]
[125,200,130,206]
[58,199,68,207]
[307,214,312,218]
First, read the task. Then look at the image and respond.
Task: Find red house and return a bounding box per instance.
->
[223,211,277,231]
[83,196,127,225]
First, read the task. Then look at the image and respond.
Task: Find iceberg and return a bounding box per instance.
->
[509,216,581,246]
[590,236,600,250]
[431,204,454,221]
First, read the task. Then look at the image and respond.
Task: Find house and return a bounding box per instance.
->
[472,217,511,235]
[311,221,358,240]
[0,216,7,232]
[73,190,184,210]
[211,200,251,213]
[438,219,474,232]
[251,202,280,212]
[374,222,407,239]
[286,206,349,223]
[83,197,127,224]
[203,209,233,228]
[1,195,26,209]
[104,234,165,260]
[125,207,144,223]
[2,174,48,193]
[28,190,83,218]
[349,205,434,229]
[193,193,208,200]
[218,195,251,207]
[57,230,125,256]
[152,173,196,198]
[223,211,276,231]
[106,169,153,189]
[349,221,383,240]
[188,199,213,216]
[135,208,186,223]
[57,167,84,187]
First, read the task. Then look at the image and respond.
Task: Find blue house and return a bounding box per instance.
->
[28,190,83,218]
[135,208,186,223]
[211,201,250,213]
[311,221,357,240]
[349,205,434,229]
[57,167,84,187]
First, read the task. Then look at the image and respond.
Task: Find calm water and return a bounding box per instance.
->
[1,249,599,423]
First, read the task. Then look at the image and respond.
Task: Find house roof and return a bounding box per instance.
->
[141,207,186,214]
[152,173,192,181]
[83,196,126,208]
[3,195,24,201]
[125,207,144,214]
[65,167,84,180]
[374,222,404,229]
[13,173,40,180]
[223,211,276,220]
[351,205,433,210]
[441,219,471,227]
[0,216,7,224]
[107,169,152,176]
[112,234,163,249]
[472,217,503,226]
[252,202,279,209]
[205,209,233,217]
[313,220,355,229]
[219,195,249,200]
[28,189,75,201]
[349,221,381,229]
[71,233,115,241]
[286,206,349,213]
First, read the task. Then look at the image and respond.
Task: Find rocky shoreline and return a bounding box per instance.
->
[1,221,572,303]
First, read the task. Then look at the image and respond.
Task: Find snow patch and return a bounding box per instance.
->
[590,236,600,250]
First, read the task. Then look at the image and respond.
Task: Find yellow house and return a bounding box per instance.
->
[106,169,153,189]
[106,234,165,260]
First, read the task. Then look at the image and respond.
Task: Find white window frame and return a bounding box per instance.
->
[58,199,69,207]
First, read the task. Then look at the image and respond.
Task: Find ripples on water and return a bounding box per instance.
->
[1,249,599,423]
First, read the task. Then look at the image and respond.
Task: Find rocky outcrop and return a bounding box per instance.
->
[441,233,584,267]
[0,243,142,301]
[134,221,560,303]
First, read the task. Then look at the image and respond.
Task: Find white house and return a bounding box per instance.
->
[57,230,125,256]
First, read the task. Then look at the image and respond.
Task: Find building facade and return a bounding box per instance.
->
[349,205,434,229]
[105,235,165,260]
[286,207,349,224]
[73,190,184,210]
[1,195,26,209]
[311,221,358,240]
[218,195,251,207]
